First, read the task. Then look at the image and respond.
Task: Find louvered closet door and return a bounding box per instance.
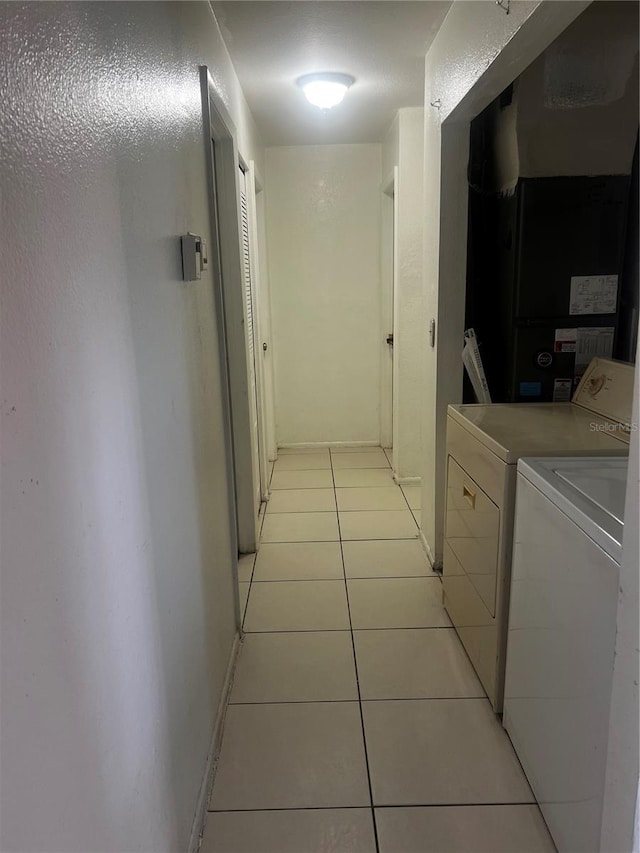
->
[239,167,262,518]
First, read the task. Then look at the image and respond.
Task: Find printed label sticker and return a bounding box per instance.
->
[575,327,615,372]
[554,328,577,353]
[553,378,573,402]
[569,275,618,315]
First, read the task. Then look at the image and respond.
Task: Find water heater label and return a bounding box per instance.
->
[575,327,615,372]
[554,328,577,353]
[569,275,618,315]
[553,378,573,402]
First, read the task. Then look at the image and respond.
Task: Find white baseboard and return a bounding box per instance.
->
[393,475,422,486]
[277,441,380,450]
[419,530,442,572]
[188,631,242,853]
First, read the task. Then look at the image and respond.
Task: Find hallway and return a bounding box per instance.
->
[3,3,638,851]
[201,447,554,853]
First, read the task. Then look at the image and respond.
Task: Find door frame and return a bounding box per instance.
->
[380,167,398,455]
[239,156,270,502]
[200,66,258,556]
[252,172,278,467]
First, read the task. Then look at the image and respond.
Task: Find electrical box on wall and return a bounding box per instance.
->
[181,233,208,281]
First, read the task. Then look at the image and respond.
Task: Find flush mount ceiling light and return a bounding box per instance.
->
[297,73,355,109]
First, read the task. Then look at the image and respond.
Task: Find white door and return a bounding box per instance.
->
[380,169,397,453]
[239,166,262,519]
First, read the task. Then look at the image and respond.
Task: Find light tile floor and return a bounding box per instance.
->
[202,448,555,853]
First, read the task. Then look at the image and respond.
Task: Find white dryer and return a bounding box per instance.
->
[503,456,627,853]
[443,357,633,711]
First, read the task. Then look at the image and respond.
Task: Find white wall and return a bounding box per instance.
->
[0,3,261,851]
[382,114,400,190]
[420,0,589,565]
[265,144,382,446]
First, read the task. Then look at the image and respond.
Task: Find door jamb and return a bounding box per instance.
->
[239,156,270,501]
[200,66,258,556]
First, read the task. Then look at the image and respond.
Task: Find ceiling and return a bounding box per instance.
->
[212,1,452,146]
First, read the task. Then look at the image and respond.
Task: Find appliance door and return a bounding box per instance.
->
[503,473,619,853]
[443,456,500,706]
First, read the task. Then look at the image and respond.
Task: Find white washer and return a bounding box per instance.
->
[444,358,633,711]
[503,456,627,853]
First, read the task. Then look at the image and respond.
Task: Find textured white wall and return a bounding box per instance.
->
[265,144,382,445]
[0,3,261,851]
[382,114,399,183]
[420,0,589,564]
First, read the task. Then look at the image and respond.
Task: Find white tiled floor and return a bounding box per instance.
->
[339,509,418,541]
[261,511,340,543]
[202,447,555,853]
[267,487,336,513]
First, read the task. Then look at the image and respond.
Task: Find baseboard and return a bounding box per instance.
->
[419,530,442,573]
[393,475,422,486]
[277,441,380,450]
[188,631,242,853]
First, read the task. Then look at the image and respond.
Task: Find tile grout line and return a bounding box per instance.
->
[239,552,256,629]
[243,625,454,634]
[267,509,414,514]
[262,535,418,543]
[208,801,539,814]
[330,447,381,853]
[227,696,488,706]
[271,485,398,491]
[244,462,273,628]
[248,574,440,583]
[397,483,421,531]
[246,453,278,626]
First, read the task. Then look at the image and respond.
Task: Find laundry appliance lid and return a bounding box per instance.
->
[572,358,634,439]
[517,456,627,563]
[448,357,634,463]
[447,402,629,463]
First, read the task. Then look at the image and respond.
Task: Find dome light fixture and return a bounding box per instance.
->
[297,72,355,110]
